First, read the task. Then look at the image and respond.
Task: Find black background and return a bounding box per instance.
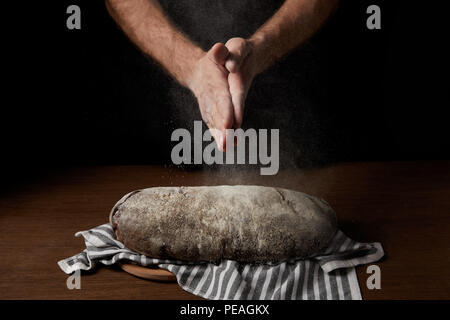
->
[3,0,449,184]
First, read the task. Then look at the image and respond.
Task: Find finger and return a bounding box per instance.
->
[209,126,225,152]
[232,93,245,129]
[224,38,251,73]
[228,73,246,129]
[207,43,229,66]
[201,104,223,151]
[213,93,234,152]
[198,94,214,127]
[210,128,223,151]
[215,95,234,128]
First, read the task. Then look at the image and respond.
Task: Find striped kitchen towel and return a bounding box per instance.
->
[58,224,384,300]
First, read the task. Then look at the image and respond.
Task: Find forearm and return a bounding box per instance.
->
[105,0,204,87]
[249,0,339,75]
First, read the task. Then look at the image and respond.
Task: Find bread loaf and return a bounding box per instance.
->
[110,186,337,263]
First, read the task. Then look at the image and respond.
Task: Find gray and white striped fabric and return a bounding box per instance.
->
[58,223,384,300]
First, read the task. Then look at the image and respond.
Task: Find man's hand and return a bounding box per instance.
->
[187,43,234,152]
[106,0,234,151]
[189,39,257,150]
[224,38,258,129]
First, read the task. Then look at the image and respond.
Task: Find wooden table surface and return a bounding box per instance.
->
[1,162,449,299]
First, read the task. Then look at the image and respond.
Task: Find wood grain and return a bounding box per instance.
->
[0,162,449,299]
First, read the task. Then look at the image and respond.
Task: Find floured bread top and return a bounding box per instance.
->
[110,186,337,263]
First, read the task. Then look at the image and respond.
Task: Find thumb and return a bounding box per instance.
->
[207,43,229,66]
[224,38,251,73]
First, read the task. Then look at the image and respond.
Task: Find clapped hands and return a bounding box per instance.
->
[187,37,261,152]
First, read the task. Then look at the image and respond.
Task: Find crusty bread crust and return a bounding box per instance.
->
[111,186,337,263]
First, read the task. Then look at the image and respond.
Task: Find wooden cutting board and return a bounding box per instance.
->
[119,263,177,282]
